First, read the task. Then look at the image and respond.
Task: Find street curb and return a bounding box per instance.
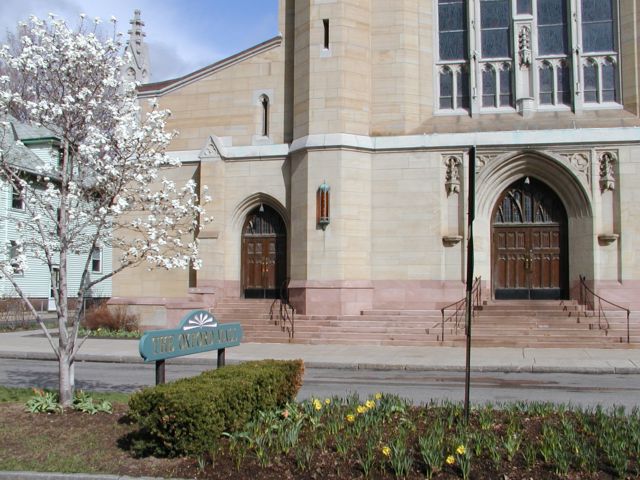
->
[2,351,640,374]
[0,472,176,480]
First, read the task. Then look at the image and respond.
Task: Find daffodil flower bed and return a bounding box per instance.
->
[188,395,640,479]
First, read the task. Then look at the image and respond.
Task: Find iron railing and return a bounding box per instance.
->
[435,277,482,342]
[270,278,295,340]
[578,275,631,343]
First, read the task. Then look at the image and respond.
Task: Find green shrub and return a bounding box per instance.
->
[127,359,304,456]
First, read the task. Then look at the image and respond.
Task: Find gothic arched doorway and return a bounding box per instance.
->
[241,204,287,299]
[492,177,569,300]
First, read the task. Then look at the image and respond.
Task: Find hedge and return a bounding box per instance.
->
[127,359,304,456]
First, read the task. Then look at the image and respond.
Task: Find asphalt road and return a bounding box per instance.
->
[1,358,639,410]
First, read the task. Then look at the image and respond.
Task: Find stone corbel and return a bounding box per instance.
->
[598,233,619,246]
[442,235,463,247]
[444,155,462,196]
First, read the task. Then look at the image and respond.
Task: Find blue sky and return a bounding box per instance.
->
[0,0,279,82]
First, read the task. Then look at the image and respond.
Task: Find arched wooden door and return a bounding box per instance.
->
[241,205,287,299]
[492,178,568,300]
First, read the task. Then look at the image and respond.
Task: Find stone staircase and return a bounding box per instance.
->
[212,298,291,343]
[212,298,639,348]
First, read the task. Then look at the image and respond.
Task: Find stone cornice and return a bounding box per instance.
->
[289,128,640,153]
[173,127,640,163]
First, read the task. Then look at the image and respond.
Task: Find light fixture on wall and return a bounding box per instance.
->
[316,181,330,230]
[259,203,264,213]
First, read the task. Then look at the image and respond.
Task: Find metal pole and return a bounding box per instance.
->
[217,348,226,368]
[464,146,476,423]
[155,360,165,385]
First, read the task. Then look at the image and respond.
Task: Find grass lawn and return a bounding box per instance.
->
[1,386,639,479]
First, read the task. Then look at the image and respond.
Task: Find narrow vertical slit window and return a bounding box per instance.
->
[260,95,269,137]
[323,19,330,49]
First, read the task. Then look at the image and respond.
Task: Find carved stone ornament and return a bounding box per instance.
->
[518,25,532,68]
[599,151,616,192]
[444,156,462,195]
[476,155,490,173]
[570,153,590,182]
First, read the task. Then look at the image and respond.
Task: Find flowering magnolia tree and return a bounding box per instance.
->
[0,15,209,407]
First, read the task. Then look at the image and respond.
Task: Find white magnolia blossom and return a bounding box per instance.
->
[0,16,212,406]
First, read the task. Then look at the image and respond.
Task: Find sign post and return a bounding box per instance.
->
[139,310,243,385]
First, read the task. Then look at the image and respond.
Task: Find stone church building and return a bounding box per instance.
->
[113,1,640,343]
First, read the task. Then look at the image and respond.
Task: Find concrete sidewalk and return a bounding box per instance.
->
[1,329,639,373]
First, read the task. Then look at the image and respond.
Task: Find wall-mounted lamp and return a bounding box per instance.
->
[316,181,330,230]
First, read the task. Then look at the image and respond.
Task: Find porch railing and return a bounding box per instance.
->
[435,277,482,342]
[578,275,631,343]
[270,278,295,340]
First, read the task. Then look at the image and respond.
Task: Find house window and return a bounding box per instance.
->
[91,247,102,273]
[11,185,24,210]
[435,0,620,113]
[9,241,22,274]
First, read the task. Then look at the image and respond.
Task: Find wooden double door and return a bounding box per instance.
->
[492,178,568,300]
[242,205,286,299]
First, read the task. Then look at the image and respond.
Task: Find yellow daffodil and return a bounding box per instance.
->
[313,399,322,411]
[456,445,466,455]
[346,413,355,423]
[365,400,375,409]
[381,446,391,457]
[446,455,455,465]
[325,398,331,405]
[356,405,367,414]
[374,392,382,400]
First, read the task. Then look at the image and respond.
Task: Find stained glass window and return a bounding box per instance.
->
[440,68,454,109]
[457,68,470,109]
[557,62,571,105]
[539,63,553,105]
[581,0,615,52]
[601,60,617,102]
[499,65,513,106]
[583,61,598,103]
[517,0,532,15]
[483,67,497,107]
[439,0,467,60]
[480,0,511,58]
[537,0,568,55]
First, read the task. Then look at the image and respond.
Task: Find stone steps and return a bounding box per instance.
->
[210,297,637,348]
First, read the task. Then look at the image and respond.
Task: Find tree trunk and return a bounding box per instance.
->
[58,348,74,407]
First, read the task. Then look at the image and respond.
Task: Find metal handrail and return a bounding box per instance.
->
[436,277,482,342]
[578,275,631,343]
[269,278,295,340]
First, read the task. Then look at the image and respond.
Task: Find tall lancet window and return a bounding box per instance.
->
[259,95,269,137]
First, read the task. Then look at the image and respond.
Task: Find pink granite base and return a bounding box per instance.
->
[288,280,374,315]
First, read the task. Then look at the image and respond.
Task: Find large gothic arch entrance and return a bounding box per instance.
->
[241,204,287,299]
[491,177,569,300]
